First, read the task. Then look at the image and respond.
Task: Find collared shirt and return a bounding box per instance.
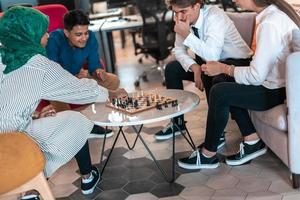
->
[174,5,253,71]
[234,5,298,89]
[46,29,101,76]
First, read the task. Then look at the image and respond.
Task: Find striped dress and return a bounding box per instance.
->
[0,54,108,177]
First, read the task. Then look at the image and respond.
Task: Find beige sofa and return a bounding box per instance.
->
[227,12,300,188]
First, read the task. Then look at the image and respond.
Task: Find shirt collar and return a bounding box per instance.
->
[192,5,206,29]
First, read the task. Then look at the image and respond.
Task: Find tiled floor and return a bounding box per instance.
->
[3,29,300,200]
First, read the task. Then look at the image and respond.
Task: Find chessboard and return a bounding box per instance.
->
[106,92,178,115]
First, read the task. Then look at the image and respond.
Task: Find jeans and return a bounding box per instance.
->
[203,83,286,152]
[164,58,251,126]
[75,141,92,175]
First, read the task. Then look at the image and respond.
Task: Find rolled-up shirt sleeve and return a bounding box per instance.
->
[173,34,197,72]
[234,23,282,85]
[183,13,225,62]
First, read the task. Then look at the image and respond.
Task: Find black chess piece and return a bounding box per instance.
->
[112,98,116,106]
[156,102,162,110]
[128,97,133,105]
[134,99,139,108]
[172,100,178,107]
[146,99,150,106]
[164,101,168,108]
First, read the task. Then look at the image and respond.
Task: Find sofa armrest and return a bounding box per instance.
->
[286,52,300,172]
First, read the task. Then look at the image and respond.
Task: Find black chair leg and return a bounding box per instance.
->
[292,173,300,188]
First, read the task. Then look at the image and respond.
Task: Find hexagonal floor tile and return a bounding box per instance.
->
[176,172,209,187]
[150,182,184,198]
[122,167,155,181]
[123,180,156,194]
[206,174,239,190]
[179,185,215,200]
[126,192,158,200]
[95,189,128,200]
[236,177,271,193]
[98,177,128,191]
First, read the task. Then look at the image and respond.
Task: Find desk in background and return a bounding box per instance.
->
[100,15,143,73]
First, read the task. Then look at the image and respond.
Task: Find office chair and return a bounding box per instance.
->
[133,0,175,87]
[37,0,75,10]
[34,4,68,32]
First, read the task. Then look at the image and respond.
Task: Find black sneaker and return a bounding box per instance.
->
[81,166,101,195]
[178,150,220,169]
[225,140,267,166]
[155,122,186,140]
[21,194,40,200]
[89,125,113,139]
[197,133,226,150]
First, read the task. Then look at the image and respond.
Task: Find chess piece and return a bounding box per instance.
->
[134,99,139,108]
[156,102,162,110]
[164,101,168,108]
[172,100,178,107]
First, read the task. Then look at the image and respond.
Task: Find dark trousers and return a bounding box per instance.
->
[165,58,251,125]
[203,83,286,152]
[75,141,92,175]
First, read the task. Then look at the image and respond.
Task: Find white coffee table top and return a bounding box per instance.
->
[79,89,200,127]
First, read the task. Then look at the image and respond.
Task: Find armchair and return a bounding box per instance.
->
[133,0,175,87]
[228,12,300,188]
[0,132,55,199]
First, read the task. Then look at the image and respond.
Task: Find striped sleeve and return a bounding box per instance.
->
[39,56,108,104]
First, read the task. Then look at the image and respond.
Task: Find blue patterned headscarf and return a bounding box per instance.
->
[0,6,49,74]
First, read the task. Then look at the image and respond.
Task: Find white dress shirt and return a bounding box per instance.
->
[234,5,298,89]
[174,5,253,71]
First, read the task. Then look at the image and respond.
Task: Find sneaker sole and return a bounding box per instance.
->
[155,130,186,140]
[225,147,267,166]
[88,131,114,139]
[81,175,101,195]
[178,160,220,169]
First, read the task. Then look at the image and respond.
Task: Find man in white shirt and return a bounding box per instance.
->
[155,0,253,142]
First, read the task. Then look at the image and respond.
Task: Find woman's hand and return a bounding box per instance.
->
[201,61,225,76]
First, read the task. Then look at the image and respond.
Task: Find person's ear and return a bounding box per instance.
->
[63,29,70,38]
[193,3,201,10]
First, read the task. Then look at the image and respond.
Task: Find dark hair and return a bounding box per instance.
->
[253,0,300,28]
[165,0,203,9]
[63,10,90,31]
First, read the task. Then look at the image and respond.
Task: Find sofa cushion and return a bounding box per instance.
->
[251,104,287,131]
[293,29,300,52]
[227,12,256,47]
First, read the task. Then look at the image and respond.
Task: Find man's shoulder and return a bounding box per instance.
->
[49,29,65,38]
[205,5,226,16]
[49,29,67,44]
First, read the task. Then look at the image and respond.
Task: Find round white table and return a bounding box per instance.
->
[79,89,200,182]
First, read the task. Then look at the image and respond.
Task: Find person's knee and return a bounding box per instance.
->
[209,83,230,105]
[164,61,181,79]
[59,110,91,125]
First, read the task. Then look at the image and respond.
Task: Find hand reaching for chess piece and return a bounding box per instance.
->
[108,88,128,101]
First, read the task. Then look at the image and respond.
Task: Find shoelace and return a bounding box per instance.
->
[239,143,245,158]
[189,150,201,166]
